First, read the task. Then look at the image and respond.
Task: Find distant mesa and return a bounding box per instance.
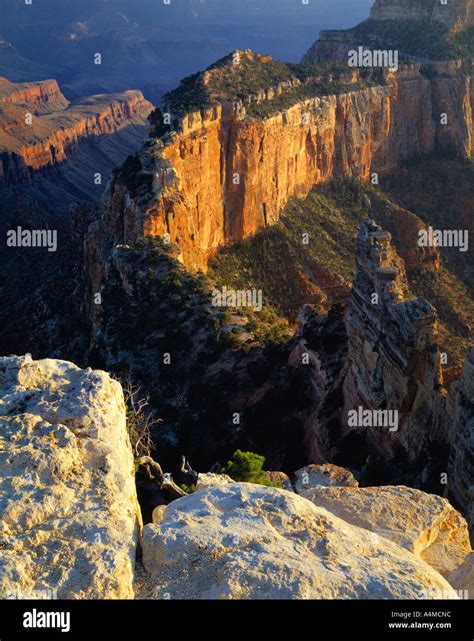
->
[0,76,153,200]
[0,77,69,114]
[303,0,474,64]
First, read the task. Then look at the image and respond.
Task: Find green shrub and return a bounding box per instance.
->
[180,483,197,494]
[222,450,281,487]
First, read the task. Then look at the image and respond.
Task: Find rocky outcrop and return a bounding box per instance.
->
[294,464,358,494]
[301,484,472,580]
[293,219,472,523]
[141,483,459,599]
[370,0,474,29]
[292,463,474,575]
[265,471,293,491]
[330,220,474,534]
[342,220,444,463]
[0,355,141,599]
[195,473,235,490]
[0,77,69,114]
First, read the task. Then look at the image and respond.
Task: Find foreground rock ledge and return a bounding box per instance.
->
[300,483,472,581]
[0,355,141,599]
[142,483,458,600]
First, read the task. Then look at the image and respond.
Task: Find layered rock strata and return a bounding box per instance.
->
[0,78,153,188]
[0,77,69,114]
[105,57,472,272]
[370,0,474,29]
[342,220,444,461]
[0,355,141,599]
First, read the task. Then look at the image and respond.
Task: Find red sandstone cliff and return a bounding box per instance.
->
[0,78,153,187]
[0,77,69,114]
[104,57,472,272]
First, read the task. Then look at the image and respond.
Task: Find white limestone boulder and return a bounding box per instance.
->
[195,473,235,491]
[141,483,458,600]
[0,355,141,599]
[301,484,472,579]
[196,471,291,492]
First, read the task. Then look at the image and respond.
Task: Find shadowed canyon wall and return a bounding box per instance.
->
[292,220,473,530]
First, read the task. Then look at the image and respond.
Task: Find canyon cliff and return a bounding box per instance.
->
[0,77,153,199]
[102,52,472,272]
[0,77,69,113]
[370,0,474,29]
[77,2,472,516]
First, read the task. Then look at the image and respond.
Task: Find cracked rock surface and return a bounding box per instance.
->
[0,355,141,599]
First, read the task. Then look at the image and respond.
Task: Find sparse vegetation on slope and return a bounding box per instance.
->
[384,156,473,294]
[94,238,309,473]
[245,76,379,119]
[209,159,474,368]
[343,18,474,60]
[162,52,381,120]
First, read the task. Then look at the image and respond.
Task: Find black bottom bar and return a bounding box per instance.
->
[1,599,471,641]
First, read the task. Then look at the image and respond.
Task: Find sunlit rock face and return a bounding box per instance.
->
[0,355,141,599]
[141,483,460,600]
[105,62,471,273]
[299,483,472,580]
[0,77,153,192]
